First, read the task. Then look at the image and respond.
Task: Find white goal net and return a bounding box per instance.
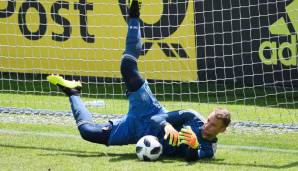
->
[0,0,297,131]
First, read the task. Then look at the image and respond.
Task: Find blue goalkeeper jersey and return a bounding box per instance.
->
[150,109,217,160]
[108,81,217,160]
[154,110,218,160]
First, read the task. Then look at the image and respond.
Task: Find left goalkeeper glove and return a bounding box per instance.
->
[179,126,199,149]
[164,123,179,146]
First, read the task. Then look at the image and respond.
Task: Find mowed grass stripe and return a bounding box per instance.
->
[1,128,298,154]
[1,93,297,124]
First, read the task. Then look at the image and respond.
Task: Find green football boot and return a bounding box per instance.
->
[47,74,82,96]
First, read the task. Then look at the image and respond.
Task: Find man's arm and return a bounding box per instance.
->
[184,144,216,161]
[150,109,200,128]
[150,110,200,146]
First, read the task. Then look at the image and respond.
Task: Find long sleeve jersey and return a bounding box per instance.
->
[150,109,218,161]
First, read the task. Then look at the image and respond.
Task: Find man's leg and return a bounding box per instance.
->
[69,95,112,145]
[47,75,111,145]
[120,0,167,117]
[121,0,144,92]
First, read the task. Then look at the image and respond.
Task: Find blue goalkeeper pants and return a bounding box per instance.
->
[69,17,144,145]
[69,96,112,145]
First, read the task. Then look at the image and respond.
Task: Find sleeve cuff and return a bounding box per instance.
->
[160,121,169,128]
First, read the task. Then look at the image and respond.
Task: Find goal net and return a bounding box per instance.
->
[0,0,297,131]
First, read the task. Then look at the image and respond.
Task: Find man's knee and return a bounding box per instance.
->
[121,55,137,67]
[120,55,144,92]
[121,55,137,76]
[78,124,93,141]
[78,123,111,145]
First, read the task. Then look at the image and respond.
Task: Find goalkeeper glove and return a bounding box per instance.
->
[179,126,199,149]
[164,123,179,146]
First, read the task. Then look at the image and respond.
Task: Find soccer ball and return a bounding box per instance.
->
[136,135,162,161]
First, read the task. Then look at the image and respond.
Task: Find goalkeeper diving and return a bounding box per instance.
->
[47,0,231,161]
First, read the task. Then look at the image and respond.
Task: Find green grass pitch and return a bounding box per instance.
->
[0,93,298,170]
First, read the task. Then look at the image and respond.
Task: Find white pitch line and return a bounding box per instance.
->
[218,144,298,154]
[0,129,80,139]
[0,129,298,154]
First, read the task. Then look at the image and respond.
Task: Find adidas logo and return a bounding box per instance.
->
[258,0,298,66]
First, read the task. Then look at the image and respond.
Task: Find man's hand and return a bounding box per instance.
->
[164,123,179,146]
[179,126,199,149]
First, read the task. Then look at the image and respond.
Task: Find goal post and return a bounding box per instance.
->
[0,0,297,131]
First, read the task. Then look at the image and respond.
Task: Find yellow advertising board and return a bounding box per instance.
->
[258,0,298,66]
[0,0,197,81]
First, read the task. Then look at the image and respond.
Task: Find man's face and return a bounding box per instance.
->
[202,113,226,140]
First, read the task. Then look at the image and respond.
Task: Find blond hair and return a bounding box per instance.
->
[213,108,231,127]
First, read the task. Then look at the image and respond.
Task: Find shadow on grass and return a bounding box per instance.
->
[0,143,177,163]
[0,143,133,160]
[1,143,298,168]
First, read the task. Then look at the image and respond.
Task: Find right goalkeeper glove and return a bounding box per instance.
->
[179,126,199,149]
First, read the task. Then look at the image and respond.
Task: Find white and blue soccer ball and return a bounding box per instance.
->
[136,135,162,161]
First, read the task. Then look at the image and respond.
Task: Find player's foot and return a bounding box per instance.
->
[47,74,82,96]
[129,0,142,18]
